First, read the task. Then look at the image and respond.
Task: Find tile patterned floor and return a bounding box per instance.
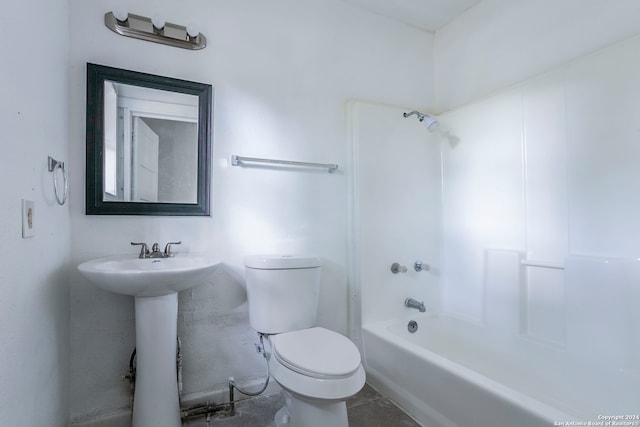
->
[183,384,421,427]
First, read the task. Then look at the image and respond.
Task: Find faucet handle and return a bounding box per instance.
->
[391,262,408,274]
[414,261,431,272]
[131,242,149,259]
[164,241,182,257]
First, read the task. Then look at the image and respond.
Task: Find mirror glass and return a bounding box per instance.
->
[86,63,212,215]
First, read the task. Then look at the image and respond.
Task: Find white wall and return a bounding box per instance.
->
[0,1,70,426]
[68,0,433,422]
[435,0,640,111]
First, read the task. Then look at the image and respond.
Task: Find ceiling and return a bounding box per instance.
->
[340,0,483,32]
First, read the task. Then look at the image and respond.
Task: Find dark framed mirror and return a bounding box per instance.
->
[86,63,212,215]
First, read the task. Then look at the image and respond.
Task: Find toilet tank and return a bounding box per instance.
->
[244,255,322,334]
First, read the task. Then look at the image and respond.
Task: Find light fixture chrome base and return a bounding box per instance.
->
[104,12,206,50]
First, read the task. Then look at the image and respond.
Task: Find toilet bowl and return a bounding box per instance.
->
[244,255,366,427]
[268,328,366,427]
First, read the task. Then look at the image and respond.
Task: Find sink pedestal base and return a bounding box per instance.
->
[133,293,181,427]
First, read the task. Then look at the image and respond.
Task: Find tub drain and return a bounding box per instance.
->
[407,320,418,333]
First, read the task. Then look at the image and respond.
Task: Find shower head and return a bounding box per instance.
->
[403,111,439,132]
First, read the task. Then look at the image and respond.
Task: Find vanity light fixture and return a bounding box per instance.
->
[104,10,206,50]
[151,14,166,31]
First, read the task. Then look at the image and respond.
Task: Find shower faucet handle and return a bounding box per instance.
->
[414,261,431,272]
[391,262,408,274]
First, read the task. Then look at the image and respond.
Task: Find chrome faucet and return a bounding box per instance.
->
[149,243,164,258]
[405,298,426,312]
[131,241,182,259]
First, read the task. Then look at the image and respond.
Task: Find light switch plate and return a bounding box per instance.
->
[22,199,34,238]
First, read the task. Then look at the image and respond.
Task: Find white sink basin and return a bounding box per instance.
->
[78,254,219,297]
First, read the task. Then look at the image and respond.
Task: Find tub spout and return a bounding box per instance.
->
[405,298,426,312]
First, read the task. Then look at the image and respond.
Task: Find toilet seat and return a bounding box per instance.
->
[269,327,366,400]
[272,327,361,379]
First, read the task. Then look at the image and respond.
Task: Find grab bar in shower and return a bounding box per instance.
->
[520,260,565,270]
[231,155,339,173]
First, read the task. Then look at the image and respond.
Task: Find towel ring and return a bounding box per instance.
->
[48,156,68,206]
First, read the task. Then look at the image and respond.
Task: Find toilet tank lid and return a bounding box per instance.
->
[244,255,321,269]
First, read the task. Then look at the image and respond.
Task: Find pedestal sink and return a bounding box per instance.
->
[78,254,219,427]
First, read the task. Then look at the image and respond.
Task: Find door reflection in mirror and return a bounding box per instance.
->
[102,80,199,204]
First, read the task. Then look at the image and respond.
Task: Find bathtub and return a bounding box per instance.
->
[362,314,639,427]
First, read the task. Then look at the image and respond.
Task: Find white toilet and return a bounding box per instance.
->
[244,255,366,427]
